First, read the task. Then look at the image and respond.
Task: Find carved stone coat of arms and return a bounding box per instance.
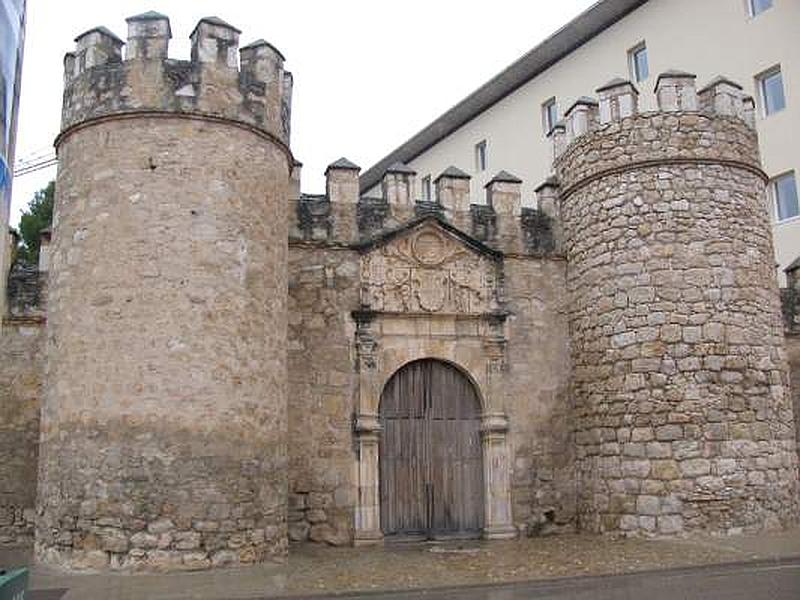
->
[360,222,501,314]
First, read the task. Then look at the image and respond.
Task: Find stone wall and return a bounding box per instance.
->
[0,265,46,545]
[39,114,290,572]
[502,257,573,534]
[556,76,799,535]
[36,14,292,572]
[11,14,795,568]
[287,157,572,543]
[287,245,359,544]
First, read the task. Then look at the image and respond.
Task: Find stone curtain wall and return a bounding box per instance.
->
[38,15,292,572]
[502,258,573,534]
[0,266,46,546]
[557,81,799,535]
[287,246,360,544]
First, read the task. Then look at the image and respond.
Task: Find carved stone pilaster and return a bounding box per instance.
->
[353,413,383,544]
[353,310,378,372]
[480,413,516,539]
[484,317,508,374]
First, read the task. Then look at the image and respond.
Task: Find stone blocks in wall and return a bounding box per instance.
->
[38,14,292,572]
[287,248,360,547]
[556,71,799,536]
[357,197,390,239]
[297,195,333,241]
[0,266,46,547]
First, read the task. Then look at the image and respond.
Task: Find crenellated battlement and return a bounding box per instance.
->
[552,71,761,194]
[290,159,559,257]
[59,13,292,148]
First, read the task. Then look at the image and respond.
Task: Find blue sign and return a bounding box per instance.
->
[0,155,9,192]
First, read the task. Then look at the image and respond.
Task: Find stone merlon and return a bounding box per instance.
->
[59,14,293,150]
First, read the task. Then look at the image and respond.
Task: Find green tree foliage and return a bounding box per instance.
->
[17,180,54,265]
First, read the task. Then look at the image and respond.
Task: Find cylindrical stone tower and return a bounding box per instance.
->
[37,14,292,571]
[556,72,799,536]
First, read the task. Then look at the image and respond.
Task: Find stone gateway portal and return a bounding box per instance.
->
[379,360,484,540]
[3,9,800,576]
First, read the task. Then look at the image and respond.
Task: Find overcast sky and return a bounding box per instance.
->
[10,0,596,225]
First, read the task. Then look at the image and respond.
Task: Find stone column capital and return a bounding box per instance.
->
[354,413,382,436]
[480,412,509,435]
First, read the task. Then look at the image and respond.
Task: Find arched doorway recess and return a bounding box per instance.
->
[379,359,484,540]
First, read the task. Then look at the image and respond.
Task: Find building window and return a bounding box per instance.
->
[772,172,799,222]
[757,67,786,116]
[421,175,432,201]
[474,140,487,172]
[749,0,773,17]
[629,43,649,83]
[542,98,558,134]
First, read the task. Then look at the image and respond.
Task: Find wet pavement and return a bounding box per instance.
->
[2,528,800,599]
[288,558,800,599]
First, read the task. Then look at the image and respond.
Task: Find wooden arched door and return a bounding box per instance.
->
[379,359,484,540]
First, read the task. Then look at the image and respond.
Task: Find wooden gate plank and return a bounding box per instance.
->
[379,359,484,540]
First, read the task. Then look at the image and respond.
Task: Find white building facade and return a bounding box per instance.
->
[361,0,800,284]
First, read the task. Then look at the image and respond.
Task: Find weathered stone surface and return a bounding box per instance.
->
[288,521,310,542]
[558,105,799,536]
[309,523,350,546]
[4,26,799,576]
[34,16,291,572]
[0,266,46,547]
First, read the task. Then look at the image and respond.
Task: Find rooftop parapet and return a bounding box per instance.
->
[59,14,292,148]
[554,71,763,193]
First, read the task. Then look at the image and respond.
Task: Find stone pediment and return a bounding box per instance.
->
[358,217,502,315]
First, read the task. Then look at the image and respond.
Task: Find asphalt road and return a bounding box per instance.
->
[286,558,800,600]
